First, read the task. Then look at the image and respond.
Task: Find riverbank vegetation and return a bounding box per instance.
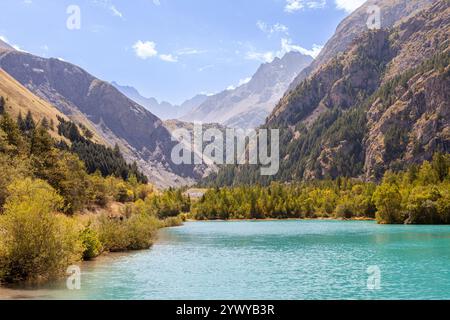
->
[0,101,449,285]
[192,153,450,224]
[0,107,188,284]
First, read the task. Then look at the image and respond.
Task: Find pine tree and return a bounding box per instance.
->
[17,112,26,132]
[25,111,36,132]
[0,96,5,114]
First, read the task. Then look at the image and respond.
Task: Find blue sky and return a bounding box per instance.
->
[0,0,364,104]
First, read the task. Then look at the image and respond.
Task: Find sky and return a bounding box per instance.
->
[0,0,365,104]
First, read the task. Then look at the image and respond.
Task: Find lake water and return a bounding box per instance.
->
[1,220,450,300]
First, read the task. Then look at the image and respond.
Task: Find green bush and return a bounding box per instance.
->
[0,178,82,283]
[96,213,159,252]
[80,225,102,260]
[163,216,184,227]
[126,214,159,250]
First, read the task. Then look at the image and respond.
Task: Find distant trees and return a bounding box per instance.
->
[192,180,377,220]
[57,117,148,183]
[194,153,449,224]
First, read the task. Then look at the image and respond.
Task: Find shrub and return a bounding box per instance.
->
[163,216,184,227]
[96,215,129,252]
[0,178,82,283]
[126,214,159,250]
[96,213,159,252]
[80,224,102,260]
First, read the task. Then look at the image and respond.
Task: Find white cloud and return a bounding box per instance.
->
[133,40,179,63]
[280,38,323,58]
[176,48,206,55]
[92,0,124,18]
[110,5,123,18]
[198,65,214,72]
[159,54,178,63]
[285,0,326,13]
[153,0,161,5]
[334,0,365,13]
[246,51,276,63]
[257,21,289,36]
[228,76,252,90]
[133,40,158,59]
[246,38,323,63]
[239,77,252,86]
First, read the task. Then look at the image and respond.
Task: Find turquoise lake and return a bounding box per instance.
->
[2,220,450,300]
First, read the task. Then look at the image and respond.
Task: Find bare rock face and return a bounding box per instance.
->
[0,51,202,188]
[268,29,393,127]
[287,0,435,92]
[365,55,450,179]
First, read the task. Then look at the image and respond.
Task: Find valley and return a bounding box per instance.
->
[0,0,449,301]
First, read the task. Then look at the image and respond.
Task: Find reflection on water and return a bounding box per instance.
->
[1,221,450,300]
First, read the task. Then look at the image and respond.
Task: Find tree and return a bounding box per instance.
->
[0,96,5,114]
[373,183,404,224]
[1,112,25,155]
[24,111,36,132]
[416,161,440,185]
[17,112,26,132]
[406,185,441,224]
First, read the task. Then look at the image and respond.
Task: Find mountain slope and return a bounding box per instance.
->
[287,0,435,92]
[0,68,71,141]
[206,0,449,186]
[0,39,14,52]
[111,82,207,120]
[0,50,201,188]
[182,51,313,128]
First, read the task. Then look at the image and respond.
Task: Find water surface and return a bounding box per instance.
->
[1,220,450,300]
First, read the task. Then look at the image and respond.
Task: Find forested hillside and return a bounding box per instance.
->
[205,0,449,186]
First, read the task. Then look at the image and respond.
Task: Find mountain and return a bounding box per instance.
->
[111,81,207,120]
[0,48,202,188]
[287,0,435,92]
[0,68,72,142]
[0,39,14,51]
[206,0,449,186]
[182,51,313,128]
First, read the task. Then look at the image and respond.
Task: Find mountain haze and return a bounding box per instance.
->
[111,81,207,120]
[182,51,313,128]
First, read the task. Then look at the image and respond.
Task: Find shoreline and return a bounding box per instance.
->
[186,217,376,222]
